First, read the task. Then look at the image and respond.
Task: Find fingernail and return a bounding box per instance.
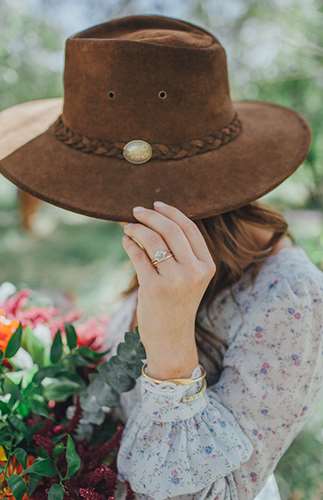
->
[123,223,133,231]
[133,206,145,213]
[153,201,166,208]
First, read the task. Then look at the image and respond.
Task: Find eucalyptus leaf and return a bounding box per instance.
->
[79,328,146,436]
[123,360,144,379]
[100,360,135,393]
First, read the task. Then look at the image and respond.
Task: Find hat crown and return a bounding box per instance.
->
[62,15,235,144]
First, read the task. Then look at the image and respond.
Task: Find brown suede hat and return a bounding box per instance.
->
[0,14,311,222]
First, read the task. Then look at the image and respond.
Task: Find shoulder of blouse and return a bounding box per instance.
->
[244,246,323,301]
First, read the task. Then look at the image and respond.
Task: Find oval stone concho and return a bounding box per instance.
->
[122,139,153,164]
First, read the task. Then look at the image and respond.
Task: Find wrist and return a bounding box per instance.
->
[145,346,199,380]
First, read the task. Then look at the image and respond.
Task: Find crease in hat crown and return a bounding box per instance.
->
[50,14,240,165]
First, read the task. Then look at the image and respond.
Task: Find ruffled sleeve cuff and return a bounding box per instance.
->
[117,362,254,498]
[140,362,209,422]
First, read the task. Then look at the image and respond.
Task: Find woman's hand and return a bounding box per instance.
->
[122,201,216,379]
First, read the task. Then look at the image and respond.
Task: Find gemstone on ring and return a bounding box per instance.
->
[153,249,169,262]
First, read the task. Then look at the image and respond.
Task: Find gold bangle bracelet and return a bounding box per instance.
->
[141,363,206,385]
[181,378,207,402]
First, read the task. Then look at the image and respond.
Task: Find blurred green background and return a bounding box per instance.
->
[0,1,323,498]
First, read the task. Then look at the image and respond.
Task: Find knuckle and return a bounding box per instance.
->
[192,271,206,286]
[190,262,215,284]
[206,261,217,277]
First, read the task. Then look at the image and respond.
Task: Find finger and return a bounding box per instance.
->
[132,206,196,264]
[123,223,177,277]
[122,235,156,285]
[153,201,214,264]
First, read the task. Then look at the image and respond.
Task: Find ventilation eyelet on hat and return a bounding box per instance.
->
[107,90,116,100]
[158,90,167,100]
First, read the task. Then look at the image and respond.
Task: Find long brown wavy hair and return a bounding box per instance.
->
[120,200,294,379]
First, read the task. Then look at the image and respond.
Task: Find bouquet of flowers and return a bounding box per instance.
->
[0,284,146,499]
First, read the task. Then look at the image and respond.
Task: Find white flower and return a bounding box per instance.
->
[0,282,16,303]
[0,394,11,404]
[33,324,52,348]
[10,347,34,370]
[0,315,12,326]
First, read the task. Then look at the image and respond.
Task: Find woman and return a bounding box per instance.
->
[106,201,323,500]
[0,14,322,500]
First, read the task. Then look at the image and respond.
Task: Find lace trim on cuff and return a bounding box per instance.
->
[139,363,209,422]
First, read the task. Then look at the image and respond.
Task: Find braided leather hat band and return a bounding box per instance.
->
[50,113,242,162]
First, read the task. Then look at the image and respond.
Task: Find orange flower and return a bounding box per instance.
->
[0,310,19,352]
[0,454,34,499]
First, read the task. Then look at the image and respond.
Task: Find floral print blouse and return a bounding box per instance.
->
[105,246,323,500]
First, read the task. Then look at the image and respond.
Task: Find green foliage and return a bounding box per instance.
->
[0,321,145,496]
[26,457,56,477]
[5,324,23,358]
[65,435,81,479]
[7,475,26,500]
[50,330,63,363]
[22,326,49,367]
[48,483,65,500]
[80,327,146,427]
[65,324,78,350]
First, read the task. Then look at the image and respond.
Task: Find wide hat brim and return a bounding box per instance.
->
[0,97,311,222]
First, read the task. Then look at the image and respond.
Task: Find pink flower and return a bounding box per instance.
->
[75,316,109,351]
[2,289,31,316]
[1,288,110,353]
